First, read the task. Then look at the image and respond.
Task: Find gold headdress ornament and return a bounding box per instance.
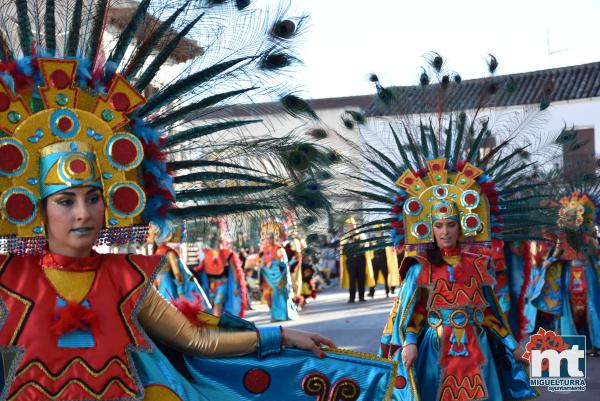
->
[0,58,171,253]
[260,220,286,245]
[396,158,490,246]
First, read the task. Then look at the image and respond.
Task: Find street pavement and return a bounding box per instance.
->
[245,284,600,401]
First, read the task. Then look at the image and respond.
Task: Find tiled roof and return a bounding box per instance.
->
[367,61,600,116]
[186,61,600,121]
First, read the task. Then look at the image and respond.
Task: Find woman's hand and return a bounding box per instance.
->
[282,328,336,358]
[402,343,418,369]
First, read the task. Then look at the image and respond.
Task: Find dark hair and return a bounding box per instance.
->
[426,243,445,266]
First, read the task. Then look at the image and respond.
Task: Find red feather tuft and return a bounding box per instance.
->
[172,293,205,327]
[228,251,248,317]
[52,301,101,337]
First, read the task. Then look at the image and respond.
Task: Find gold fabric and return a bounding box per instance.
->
[43,269,96,303]
[138,289,258,356]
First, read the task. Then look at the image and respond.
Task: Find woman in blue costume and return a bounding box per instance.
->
[148,222,211,313]
[259,221,299,321]
[531,193,600,354]
[380,198,535,401]
[338,56,556,400]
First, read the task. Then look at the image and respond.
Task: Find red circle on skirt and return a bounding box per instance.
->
[395,375,407,389]
[243,368,271,394]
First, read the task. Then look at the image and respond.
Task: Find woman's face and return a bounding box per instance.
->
[43,187,105,257]
[432,218,460,249]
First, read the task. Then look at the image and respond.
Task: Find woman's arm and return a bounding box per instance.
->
[138,288,335,357]
[166,250,184,285]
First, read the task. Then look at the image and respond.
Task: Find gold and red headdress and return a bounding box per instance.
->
[394,158,492,249]
[0,58,173,253]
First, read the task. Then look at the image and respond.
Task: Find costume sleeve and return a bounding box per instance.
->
[481,258,519,351]
[403,289,428,345]
[138,288,281,358]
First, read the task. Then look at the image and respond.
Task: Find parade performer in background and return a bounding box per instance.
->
[259,220,299,321]
[340,217,376,303]
[368,229,400,299]
[195,220,247,317]
[148,222,211,313]
[340,56,555,400]
[0,0,398,399]
[522,235,560,336]
[531,192,600,354]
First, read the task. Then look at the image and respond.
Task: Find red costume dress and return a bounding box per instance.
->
[0,251,162,401]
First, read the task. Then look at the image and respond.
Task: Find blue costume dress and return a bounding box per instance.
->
[155,244,211,312]
[260,257,299,321]
[530,243,600,349]
[379,251,536,401]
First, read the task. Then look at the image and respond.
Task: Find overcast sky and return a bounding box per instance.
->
[254,0,600,99]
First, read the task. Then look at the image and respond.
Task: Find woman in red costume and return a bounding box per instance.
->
[0,61,334,401]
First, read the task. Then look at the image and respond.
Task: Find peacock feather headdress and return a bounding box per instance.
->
[341,54,556,254]
[0,0,338,253]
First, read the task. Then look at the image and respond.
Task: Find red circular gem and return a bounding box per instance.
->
[416,224,428,236]
[408,201,420,213]
[436,188,445,196]
[243,368,271,394]
[112,186,139,214]
[57,117,73,132]
[464,193,477,205]
[0,92,10,111]
[5,193,34,222]
[395,376,407,389]
[466,216,479,228]
[50,69,70,89]
[404,177,414,185]
[110,92,131,111]
[440,207,448,213]
[69,159,87,174]
[111,138,138,166]
[0,144,24,173]
[464,170,473,177]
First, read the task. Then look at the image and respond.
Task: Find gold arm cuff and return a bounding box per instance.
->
[138,288,258,356]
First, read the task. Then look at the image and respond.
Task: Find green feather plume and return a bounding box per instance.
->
[15,0,32,56]
[150,88,255,128]
[165,120,262,148]
[66,0,84,56]
[44,0,56,54]
[136,57,253,117]
[134,12,205,91]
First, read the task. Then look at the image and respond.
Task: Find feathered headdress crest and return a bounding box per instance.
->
[0,0,337,253]
[342,54,555,253]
